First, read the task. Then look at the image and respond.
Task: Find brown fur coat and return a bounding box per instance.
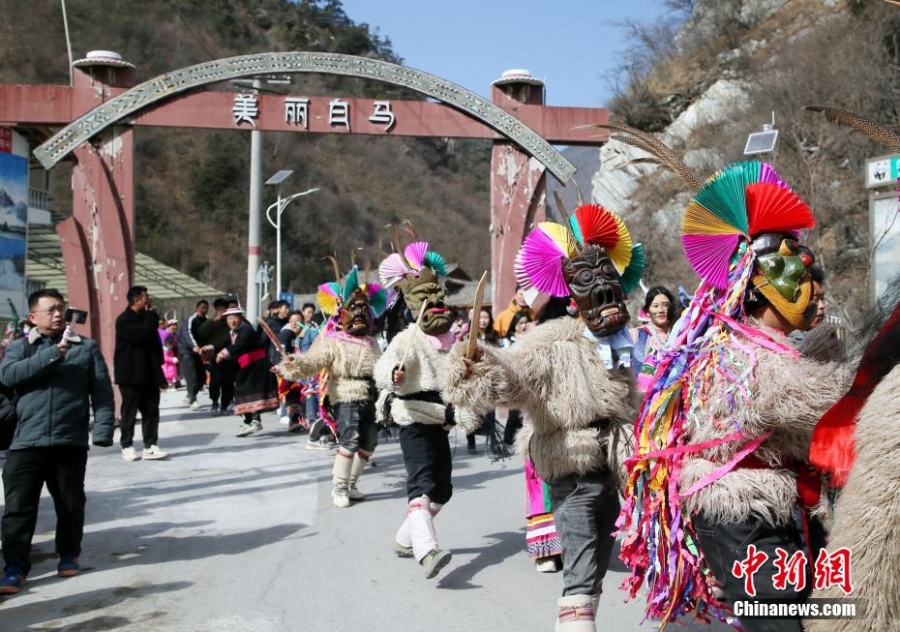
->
[680,324,851,526]
[444,317,638,481]
[279,331,379,404]
[806,363,900,632]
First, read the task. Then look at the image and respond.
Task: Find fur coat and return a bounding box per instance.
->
[279,330,379,404]
[444,317,638,481]
[374,326,479,434]
[679,323,851,527]
[805,362,900,632]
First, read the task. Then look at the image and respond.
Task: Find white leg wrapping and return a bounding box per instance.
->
[332,451,352,487]
[331,452,353,508]
[348,453,368,500]
[555,594,596,632]
[407,495,439,563]
[395,515,411,548]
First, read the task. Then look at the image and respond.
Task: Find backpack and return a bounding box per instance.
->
[0,339,39,450]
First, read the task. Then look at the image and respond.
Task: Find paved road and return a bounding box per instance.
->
[0,390,729,631]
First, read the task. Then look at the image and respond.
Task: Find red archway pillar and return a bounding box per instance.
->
[59,60,135,369]
[490,74,548,311]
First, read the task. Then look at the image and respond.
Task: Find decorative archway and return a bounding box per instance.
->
[34,52,575,181]
[3,52,608,358]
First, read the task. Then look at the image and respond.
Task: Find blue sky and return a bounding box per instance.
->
[340,0,674,107]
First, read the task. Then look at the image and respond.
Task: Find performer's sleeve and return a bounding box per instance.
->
[373,330,419,392]
[752,351,853,432]
[453,407,482,435]
[279,336,334,381]
[444,340,527,415]
[374,337,404,425]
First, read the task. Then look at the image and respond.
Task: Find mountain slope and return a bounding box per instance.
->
[1,0,492,296]
[597,0,900,323]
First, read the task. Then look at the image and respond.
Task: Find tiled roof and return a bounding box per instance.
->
[26,225,223,301]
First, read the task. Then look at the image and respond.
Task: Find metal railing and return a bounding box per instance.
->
[28,188,49,210]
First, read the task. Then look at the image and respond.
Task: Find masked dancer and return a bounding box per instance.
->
[279,265,387,508]
[619,160,852,631]
[375,239,479,580]
[444,203,645,630]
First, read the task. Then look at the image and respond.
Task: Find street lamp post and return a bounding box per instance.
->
[264,170,293,297]
[245,78,264,325]
[264,178,319,296]
[237,75,292,324]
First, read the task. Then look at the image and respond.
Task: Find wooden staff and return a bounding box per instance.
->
[398,300,429,371]
[257,318,287,358]
[466,271,489,360]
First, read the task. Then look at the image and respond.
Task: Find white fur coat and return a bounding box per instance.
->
[374,326,479,433]
[279,331,379,404]
[444,317,638,481]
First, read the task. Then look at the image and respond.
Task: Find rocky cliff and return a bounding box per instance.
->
[593,0,895,323]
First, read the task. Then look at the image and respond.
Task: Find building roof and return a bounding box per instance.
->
[26,226,223,300]
[445,277,493,308]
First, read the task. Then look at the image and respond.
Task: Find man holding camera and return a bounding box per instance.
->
[0,289,115,594]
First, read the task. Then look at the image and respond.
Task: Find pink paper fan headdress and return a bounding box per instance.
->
[681,160,814,289]
[514,204,645,298]
[378,240,448,288]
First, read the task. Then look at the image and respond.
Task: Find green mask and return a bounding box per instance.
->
[397,267,453,335]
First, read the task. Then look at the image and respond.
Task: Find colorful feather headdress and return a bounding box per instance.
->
[316,265,388,319]
[682,160,814,289]
[514,203,645,298]
[378,241,448,288]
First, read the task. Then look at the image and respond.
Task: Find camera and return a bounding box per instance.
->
[64,308,88,325]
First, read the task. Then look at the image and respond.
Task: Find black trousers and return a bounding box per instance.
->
[207,360,237,408]
[693,511,825,632]
[1,447,88,574]
[503,409,523,445]
[119,383,161,449]
[399,423,452,504]
[178,352,206,402]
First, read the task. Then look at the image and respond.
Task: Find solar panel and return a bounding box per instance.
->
[265,170,293,185]
[743,130,779,155]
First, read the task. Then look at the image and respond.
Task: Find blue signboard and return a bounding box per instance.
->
[279,292,295,310]
[0,148,28,321]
